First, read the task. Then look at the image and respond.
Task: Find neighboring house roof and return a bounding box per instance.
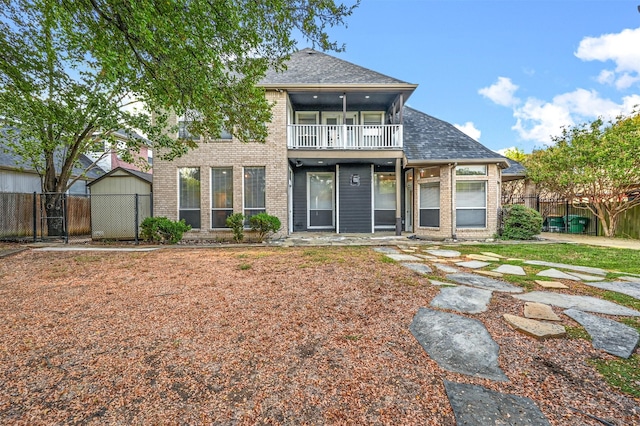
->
[402,107,509,167]
[261,48,417,87]
[87,166,152,187]
[0,127,105,179]
[501,158,526,178]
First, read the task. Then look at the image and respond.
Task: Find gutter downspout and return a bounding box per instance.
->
[451,163,457,241]
[395,158,402,236]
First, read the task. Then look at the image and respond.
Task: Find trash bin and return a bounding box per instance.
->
[547,216,565,232]
[565,215,589,234]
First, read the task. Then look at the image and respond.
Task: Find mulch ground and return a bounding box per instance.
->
[0,246,638,425]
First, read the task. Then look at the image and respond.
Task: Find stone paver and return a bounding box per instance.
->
[433,263,460,273]
[430,286,493,314]
[481,252,507,259]
[493,264,526,276]
[524,260,607,276]
[467,254,500,261]
[564,309,640,358]
[567,272,604,281]
[514,292,640,316]
[444,381,551,426]
[34,247,159,252]
[447,273,524,293]
[402,263,433,275]
[503,314,566,339]
[414,254,438,260]
[372,247,399,254]
[455,260,491,269]
[536,268,581,281]
[535,280,569,289]
[385,253,422,262]
[582,281,640,300]
[524,302,561,321]
[409,308,508,381]
[425,249,462,258]
[476,270,504,278]
[619,275,640,283]
[429,279,456,286]
[401,249,416,253]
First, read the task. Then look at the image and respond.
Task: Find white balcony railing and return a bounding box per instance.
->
[287,124,403,149]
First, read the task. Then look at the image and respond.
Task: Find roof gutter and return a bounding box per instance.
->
[404,157,510,169]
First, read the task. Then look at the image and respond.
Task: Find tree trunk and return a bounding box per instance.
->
[44,193,65,237]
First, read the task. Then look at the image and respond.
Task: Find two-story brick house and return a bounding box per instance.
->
[153,48,508,240]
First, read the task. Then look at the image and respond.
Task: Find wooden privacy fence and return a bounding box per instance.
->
[0,192,152,242]
[0,192,90,241]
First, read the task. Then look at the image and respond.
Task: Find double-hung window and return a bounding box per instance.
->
[178,121,200,141]
[456,181,486,228]
[211,167,233,228]
[243,167,265,223]
[178,167,201,228]
[419,182,440,227]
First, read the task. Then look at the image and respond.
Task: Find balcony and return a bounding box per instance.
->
[288,124,403,149]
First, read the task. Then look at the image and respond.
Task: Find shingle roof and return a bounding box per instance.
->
[502,158,526,177]
[261,48,415,86]
[0,127,104,179]
[402,107,508,165]
[87,166,152,187]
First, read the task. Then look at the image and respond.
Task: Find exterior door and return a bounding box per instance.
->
[323,113,357,147]
[307,172,335,229]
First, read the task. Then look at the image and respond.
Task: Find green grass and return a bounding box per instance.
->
[602,291,640,312]
[238,263,252,270]
[455,243,640,274]
[588,355,640,397]
[565,326,591,340]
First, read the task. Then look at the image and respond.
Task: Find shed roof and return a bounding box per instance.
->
[87,167,152,187]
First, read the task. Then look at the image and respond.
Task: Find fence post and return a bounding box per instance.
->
[134,194,139,245]
[32,192,37,242]
[564,199,569,233]
[64,193,69,244]
[150,192,153,217]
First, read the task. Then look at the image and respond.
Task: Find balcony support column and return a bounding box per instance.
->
[395,157,402,236]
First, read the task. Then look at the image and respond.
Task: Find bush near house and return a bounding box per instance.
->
[499,205,543,240]
[140,217,191,244]
[226,213,245,243]
[250,213,281,242]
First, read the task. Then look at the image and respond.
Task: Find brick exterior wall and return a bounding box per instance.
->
[153,90,289,239]
[413,163,501,240]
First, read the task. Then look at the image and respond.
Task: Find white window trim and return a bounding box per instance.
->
[177,167,201,229]
[373,171,397,230]
[360,111,385,125]
[455,180,488,229]
[210,167,233,229]
[418,181,440,229]
[242,166,266,227]
[295,111,319,124]
[307,171,335,230]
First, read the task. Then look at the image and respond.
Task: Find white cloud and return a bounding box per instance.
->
[454,121,481,140]
[509,90,640,144]
[575,27,640,89]
[478,77,520,107]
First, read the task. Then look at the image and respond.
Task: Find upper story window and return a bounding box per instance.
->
[418,166,440,179]
[178,120,200,141]
[456,165,487,176]
[296,112,319,125]
[362,112,384,125]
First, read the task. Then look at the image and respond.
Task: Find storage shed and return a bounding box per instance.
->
[87,167,152,240]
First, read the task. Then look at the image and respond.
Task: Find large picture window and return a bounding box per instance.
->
[307,172,334,228]
[456,181,486,228]
[419,182,440,227]
[178,167,201,228]
[374,172,396,229]
[211,167,233,228]
[243,167,265,223]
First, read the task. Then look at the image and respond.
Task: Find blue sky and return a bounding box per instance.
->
[304,0,640,154]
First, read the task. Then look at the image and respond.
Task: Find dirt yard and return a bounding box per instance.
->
[0,246,638,425]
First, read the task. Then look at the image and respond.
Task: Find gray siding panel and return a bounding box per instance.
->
[338,164,371,233]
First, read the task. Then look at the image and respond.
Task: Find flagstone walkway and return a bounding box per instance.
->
[373,245,640,425]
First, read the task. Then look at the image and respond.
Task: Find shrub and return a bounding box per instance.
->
[226,213,245,243]
[140,217,191,244]
[249,213,281,242]
[500,205,543,240]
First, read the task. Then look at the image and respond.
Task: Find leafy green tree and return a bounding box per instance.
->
[503,147,527,163]
[0,0,357,235]
[525,113,640,237]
